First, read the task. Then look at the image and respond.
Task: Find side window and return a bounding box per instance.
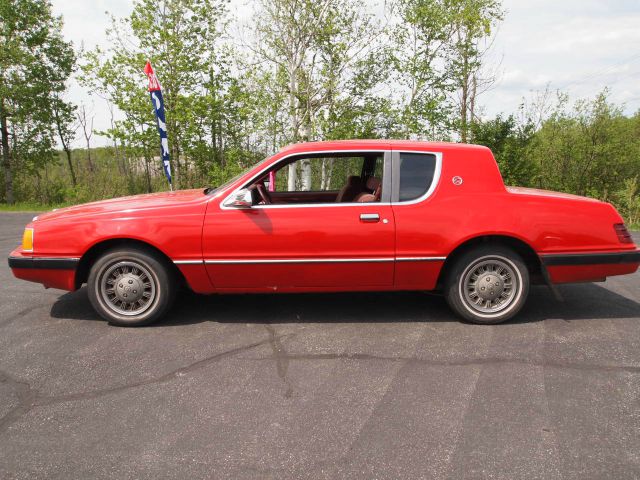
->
[250,152,386,205]
[274,156,363,192]
[398,153,436,202]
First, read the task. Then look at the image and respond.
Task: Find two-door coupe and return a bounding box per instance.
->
[8,140,640,326]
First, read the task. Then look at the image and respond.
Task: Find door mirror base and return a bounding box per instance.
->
[224,188,253,208]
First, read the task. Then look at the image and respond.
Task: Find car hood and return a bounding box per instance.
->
[35,189,209,222]
[506,186,602,203]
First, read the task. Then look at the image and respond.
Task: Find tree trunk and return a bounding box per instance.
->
[85,142,94,173]
[300,159,312,191]
[35,170,42,203]
[468,73,478,142]
[170,133,180,189]
[53,105,77,186]
[287,163,297,191]
[64,148,77,186]
[287,61,299,191]
[460,74,468,143]
[298,115,312,190]
[0,105,14,204]
[320,159,327,190]
[144,154,152,193]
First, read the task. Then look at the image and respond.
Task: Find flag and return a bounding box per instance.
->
[144,61,172,188]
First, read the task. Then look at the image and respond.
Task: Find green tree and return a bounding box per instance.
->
[529,91,640,199]
[448,0,503,142]
[0,0,75,203]
[390,0,458,138]
[52,95,78,186]
[389,0,503,140]
[250,0,384,189]
[471,114,537,186]
[81,0,233,190]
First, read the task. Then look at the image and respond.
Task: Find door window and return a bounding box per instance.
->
[250,152,386,205]
[398,153,437,202]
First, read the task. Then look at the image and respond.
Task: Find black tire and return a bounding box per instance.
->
[87,247,176,327]
[444,245,529,324]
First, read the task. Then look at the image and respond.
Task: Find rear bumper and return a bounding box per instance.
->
[8,248,79,291]
[540,250,640,266]
[540,249,640,284]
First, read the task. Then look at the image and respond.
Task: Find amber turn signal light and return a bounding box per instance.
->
[22,228,34,252]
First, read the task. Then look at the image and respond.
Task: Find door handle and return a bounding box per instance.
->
[360,213,380,223]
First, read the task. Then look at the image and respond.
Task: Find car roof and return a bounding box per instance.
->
[279,139,490,154]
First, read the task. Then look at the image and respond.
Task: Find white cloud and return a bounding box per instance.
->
[482,0,640,117]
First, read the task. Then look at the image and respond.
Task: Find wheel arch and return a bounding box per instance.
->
[437,234,543,289]
[75,238,187,290]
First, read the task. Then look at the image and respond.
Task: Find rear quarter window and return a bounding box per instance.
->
[399,153,437,201]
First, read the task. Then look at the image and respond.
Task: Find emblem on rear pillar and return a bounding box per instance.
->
[452,176,463,186]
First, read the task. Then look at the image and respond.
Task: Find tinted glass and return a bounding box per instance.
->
[398,153,436,201]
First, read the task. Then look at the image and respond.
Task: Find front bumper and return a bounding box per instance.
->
[8,256,80,270]
[8,248,79,291]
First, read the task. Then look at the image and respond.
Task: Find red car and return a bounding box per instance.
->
[8,140,640,326]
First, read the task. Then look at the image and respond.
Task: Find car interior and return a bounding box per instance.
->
[248,153,384,205]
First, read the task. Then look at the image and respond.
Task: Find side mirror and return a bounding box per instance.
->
[225,188,253,208]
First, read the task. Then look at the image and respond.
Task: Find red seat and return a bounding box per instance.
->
[354,177,381,203]
[336,176,364,203]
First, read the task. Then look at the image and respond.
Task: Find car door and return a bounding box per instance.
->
[390,149,444,291]
[202,151,395,290]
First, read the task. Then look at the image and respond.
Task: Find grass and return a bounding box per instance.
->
[0,202,71,212]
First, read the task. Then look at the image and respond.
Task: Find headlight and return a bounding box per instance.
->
[22,228,34,252]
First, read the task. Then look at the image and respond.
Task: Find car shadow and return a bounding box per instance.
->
[50,282,640,327]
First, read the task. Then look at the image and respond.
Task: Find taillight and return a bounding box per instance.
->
[614,223,633,244]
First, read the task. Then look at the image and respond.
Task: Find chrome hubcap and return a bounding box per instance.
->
[462,258,518,314]
[100,261,156,316]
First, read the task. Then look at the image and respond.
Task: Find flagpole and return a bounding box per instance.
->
[144,60,173,191]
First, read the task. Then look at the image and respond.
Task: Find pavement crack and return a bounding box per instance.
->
[0,337,278,434]
[0,370,38,435]
[0,303,49,328]
[264,324,294,398]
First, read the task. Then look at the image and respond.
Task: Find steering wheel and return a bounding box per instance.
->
[255,183,272,205]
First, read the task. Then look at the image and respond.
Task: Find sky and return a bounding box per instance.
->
[51,0,640,147]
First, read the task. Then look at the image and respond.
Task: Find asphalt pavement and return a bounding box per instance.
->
[1,212,639,479]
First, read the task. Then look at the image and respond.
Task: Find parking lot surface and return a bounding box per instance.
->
[1,212,639,479]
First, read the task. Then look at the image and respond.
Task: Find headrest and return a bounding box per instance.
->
[366,176,381,191]
[347,175,362,186]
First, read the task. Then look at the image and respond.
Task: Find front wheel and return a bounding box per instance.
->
[87,248,176,327]
[444,246,530,324]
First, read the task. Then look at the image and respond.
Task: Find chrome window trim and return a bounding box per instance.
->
[220,149,392,210]
[390,150,443,206]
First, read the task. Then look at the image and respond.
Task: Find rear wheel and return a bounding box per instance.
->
[87,248,176,327]
[444,246,529,324]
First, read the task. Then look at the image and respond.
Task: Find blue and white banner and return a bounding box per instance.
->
[144,61,172,188]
